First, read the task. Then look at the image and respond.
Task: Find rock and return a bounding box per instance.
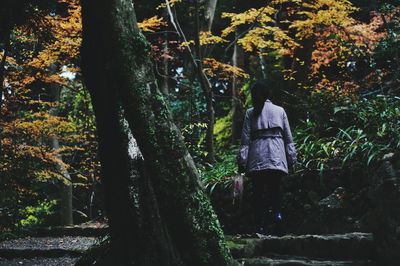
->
[368,153,400,266]
[296,187,354,234]
[318,187,346,210]
[306,191,319,205]
[227,237,262,258]
[382,153,395,161]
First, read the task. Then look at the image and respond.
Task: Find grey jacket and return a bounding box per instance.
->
[237,100,297,174]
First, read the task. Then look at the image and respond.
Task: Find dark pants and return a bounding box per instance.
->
[250,169,284,229]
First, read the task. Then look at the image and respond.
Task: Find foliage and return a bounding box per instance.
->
[0,0,99,232]
[200,148,238,194]
[181,122,209,161]
[1,109,80,181]
[220,0,387,98]
[156,0,182,10]
[294,95,400,175]
[169,80,209,161]
[138,16,166,33]
[203,58,249,80]
[30,0,81,66]
[181,31,227,47]
[221,6,298,56]
[214,111,232,150]
[17,200,57,230]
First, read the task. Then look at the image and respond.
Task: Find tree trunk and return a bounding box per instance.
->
[80,1,233,265]
[122,112,181,266]
[160,9,169,95]
[259,53,268,80]
[80,5,141,263]
[0,29,10,111]
[164,0,216,163]
[205,0,218,32]
[0,27,11,157]
[231,31,245,143]
[204,87,215,163]
[48,84,73,226]
[195,0,215,163]
[136,156,182,265]
[160,36,169,95]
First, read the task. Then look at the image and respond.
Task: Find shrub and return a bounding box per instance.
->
[200,148,238,194]
[294,95,400,175]
[17,200,57,230]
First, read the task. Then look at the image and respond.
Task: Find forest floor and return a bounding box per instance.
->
[0,222,376,266]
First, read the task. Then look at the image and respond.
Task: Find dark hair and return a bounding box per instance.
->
[250,80,270,117]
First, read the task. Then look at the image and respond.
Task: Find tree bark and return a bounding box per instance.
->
[48,80,73,226]
[231,31,245,143]
[81,1,233,265]
[0,27,11,157]
[0,28,10,112]
[80,4,141,264]
[160,9,169,95]
[259,53,268,80]
[205,0,218,32]
[51,134,73,226]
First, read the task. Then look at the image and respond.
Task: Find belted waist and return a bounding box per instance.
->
[250,128,283,140]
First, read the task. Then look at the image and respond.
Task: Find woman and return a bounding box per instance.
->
[237,80,297,235]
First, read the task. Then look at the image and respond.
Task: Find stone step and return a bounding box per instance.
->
[239,255,375,266]
[228,232,375,260]
[0,236,98,259]
[36,222,108,237]
[0,256,79,266]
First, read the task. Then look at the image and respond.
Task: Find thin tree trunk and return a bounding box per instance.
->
[231,32,245,143]
[49,83,73,226]
[202,0,218,57]
[160,37,169,95]
[164,0,215,163]
[206,0,218,32]
[52,137,73,226]
[0,31,10,111]
[195,0,215,163]
[259,53,268,80]
[160,10,169,95]
[80,1,233,265]
[0,27,11,157]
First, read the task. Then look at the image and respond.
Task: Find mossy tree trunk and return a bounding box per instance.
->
[81,1,233,265]
[80,4,140,264]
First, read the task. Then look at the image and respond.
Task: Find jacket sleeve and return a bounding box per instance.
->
[237,109,251,171]
[282,110,297,167]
